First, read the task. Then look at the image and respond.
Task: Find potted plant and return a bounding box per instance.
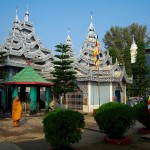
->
[43,108,85,150]
[94,102,135,145]
[133,102,150,134]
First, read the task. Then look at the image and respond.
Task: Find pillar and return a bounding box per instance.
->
[110,82,113,102]
[12,86,18,101]
[30,86,37,114]
[45,87,50,111]
[1,89,7,111]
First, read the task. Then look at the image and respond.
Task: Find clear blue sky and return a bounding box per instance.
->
[0,0,150,55]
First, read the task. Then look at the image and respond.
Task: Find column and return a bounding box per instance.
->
[1,89,7,111]
[88,81,91,112]
[110,82,113,102]
[12,86,18,101]
[30,86,37,114]
[45,87,50,111]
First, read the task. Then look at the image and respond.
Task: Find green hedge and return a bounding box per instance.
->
[94,102,135,139]
[43,109,85,149]
[133,102,150,129]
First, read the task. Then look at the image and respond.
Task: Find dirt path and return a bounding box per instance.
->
[0,115,150,150]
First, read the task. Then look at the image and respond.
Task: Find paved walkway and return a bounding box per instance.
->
[0,114,150,150]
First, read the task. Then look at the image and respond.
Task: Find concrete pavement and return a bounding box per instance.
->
[0,113,149,150]
[0,141,21,150]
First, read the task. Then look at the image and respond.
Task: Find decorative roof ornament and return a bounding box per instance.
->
[89,12,94,32]
[14,8,19,23]
[87,12,96,42]
[66,28,71,45]
[66,28,74,59]
[130,35,138,63]
[130,35,138,51]
[27,61,30,66]
[24,4,29,22]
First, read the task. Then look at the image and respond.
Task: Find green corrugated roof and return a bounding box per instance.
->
[146,45,150,49]
[4,66,53,86]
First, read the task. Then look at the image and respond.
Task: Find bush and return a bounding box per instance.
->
[94,102,135,139]
[133,102,150,129]
[43,108,85,150]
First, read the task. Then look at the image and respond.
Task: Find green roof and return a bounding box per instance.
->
[4,66,53,86]
[146,44,150,49]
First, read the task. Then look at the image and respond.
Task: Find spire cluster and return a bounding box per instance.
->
[15,8,19,23]
[14,6,30,23]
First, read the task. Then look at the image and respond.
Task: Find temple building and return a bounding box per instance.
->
[0,8,54,80]
[65,15,132,112]
[0,9,132,113]
[0,9,54,111]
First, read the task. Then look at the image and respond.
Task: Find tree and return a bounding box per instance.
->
[51,43,77,101]
[123,47,132,96]
[103,26,125,64]
[103,23,150,64]
[132,41,149,96]
[103,23,150,96]
[109,47,118,64]
[123,47,132,77]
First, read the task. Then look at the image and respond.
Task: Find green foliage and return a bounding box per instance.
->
[124,47,132,77]
[132,41,149,96]
[123,46,132,95]
[126,84,132,97]
[109,47,117,64]
[43,109,85,149]
[103,23,150,96]
[51,44,77,99]
[103,23,150,65]
[133,102,150,129]
[94,102,135,139]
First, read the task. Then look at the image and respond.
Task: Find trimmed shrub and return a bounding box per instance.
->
[94,102,135,139]
[43,108,85,150]
[133,102,150,129]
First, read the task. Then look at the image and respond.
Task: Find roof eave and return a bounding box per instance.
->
[3,82,54,86]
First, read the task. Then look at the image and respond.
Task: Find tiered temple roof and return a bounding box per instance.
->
[0,9,54,80]
[73,15,132,84]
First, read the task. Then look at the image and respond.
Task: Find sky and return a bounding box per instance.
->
[0,0,150,55]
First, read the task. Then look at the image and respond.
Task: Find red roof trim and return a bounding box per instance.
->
[4,82,54,86]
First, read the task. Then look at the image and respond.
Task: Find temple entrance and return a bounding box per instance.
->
[67,90,83,110]
[115,90,121,102]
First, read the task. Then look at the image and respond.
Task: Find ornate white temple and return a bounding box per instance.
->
[0,9,132,113]
[0,8,54,81]
[65,15,132,112]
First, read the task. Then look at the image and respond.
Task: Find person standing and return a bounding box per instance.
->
[12,96,22,127]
